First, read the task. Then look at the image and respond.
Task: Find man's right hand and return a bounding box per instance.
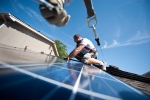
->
[66,57,70,63]
[39,0,70,27]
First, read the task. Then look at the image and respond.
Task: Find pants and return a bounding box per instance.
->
[75,52,98,62]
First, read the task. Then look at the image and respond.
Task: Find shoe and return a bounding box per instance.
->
[101,61,107,71]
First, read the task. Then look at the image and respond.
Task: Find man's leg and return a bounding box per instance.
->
[75,52,84,62]
[84,58,103,65]
[85,58,107,71]
[82,53,107,71]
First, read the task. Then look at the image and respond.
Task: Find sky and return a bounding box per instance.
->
[0,0,150,75]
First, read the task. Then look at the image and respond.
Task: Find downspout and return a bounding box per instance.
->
[53,42,59,56]
[0,14,7,28]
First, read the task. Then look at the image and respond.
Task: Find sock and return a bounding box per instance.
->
[99,61,104,66]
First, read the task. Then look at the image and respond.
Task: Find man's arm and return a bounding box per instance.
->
[68,44,85,59]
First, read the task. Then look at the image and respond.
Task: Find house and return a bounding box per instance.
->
[0,12,58,63]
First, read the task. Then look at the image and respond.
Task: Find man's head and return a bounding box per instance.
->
[73,34,82,43]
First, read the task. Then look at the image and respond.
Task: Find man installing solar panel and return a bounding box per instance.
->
[67,34,107,71]
[39,0,107,70]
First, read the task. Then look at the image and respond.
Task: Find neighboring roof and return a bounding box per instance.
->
[106,65,150,83]
[0,12,59,56]
[142,71,150,78]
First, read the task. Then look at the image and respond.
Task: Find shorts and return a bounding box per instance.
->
[76,52,98,61]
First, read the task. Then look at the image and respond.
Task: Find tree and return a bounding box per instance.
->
[54,40,68,57]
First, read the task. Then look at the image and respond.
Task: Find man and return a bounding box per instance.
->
[67,34,107,71]
[39,0,72,27]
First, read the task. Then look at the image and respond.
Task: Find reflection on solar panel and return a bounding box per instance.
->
[0,56,150,100]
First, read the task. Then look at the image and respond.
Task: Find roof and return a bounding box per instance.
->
[142,71,150,78]
[106,65,150,83]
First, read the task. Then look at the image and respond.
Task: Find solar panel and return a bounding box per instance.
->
[0,55,150,100]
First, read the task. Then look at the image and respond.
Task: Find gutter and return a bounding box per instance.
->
[0,14,7,28]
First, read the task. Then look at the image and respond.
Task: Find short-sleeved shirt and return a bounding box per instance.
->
[78,38,95,54]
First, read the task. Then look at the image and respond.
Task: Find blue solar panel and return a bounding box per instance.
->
[0,56,150,100]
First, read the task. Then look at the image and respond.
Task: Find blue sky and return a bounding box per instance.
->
[0,0,150,75]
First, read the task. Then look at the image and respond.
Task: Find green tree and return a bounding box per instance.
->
[54,40,68,57]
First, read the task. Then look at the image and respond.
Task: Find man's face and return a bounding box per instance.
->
[74,36,79,43]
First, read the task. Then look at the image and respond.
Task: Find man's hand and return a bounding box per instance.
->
[67,57,70,63]
[39,0,70,27]
[63,57,70,63]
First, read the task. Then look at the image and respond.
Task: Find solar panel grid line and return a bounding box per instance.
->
[41,85,60,100]
[91,73,119,82]
[11,63,50,69]
[106,70,150,99]
[87,76,95,100]
[84,66,118,82]
[54,64,81,72]
[85,65,95,100]
[15,63,49,67]
[33,66,63,76]
[13,62,68,67]
[15,64,62,74]
[0,61,122,100]
[0,61,77,89]
[63,62,83,69]
[80,65,120,98]
[101,78,118,97]
[84,65,119,82]
[78,64,123,100]
[19,63,81,86]
[69,67,84,100]
[52,63,83,73]
[24,65,53,73]
[80,64,150,100]
[41,74,71,100]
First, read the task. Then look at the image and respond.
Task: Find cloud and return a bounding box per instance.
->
[18,3,24,10]
[23,7,43,22]
[102,40,120,49]
[127,31,150,42]
[55,27,73,39]
[11,0,44,22]
[102,31,150,49]
[42,30,58,40]
[10,0,19,12]
[63,42,74,49]
[115,27,121,38]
